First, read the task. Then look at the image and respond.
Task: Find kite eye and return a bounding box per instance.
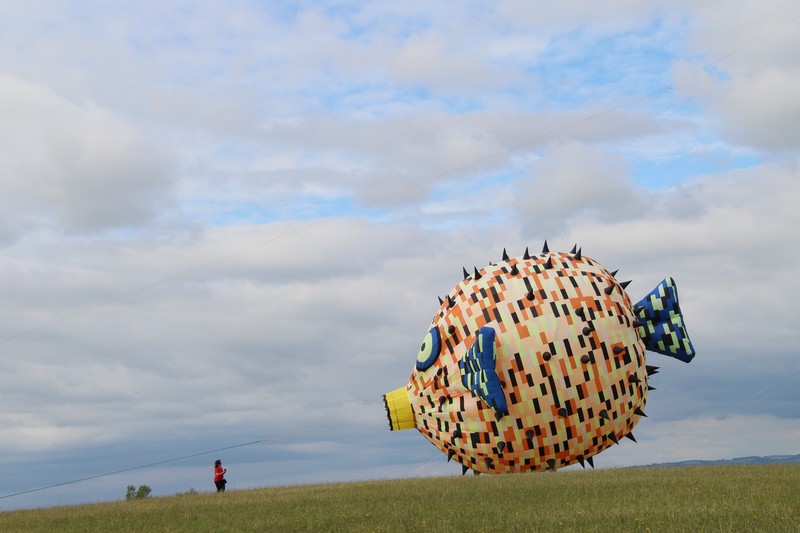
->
[415,327,441,371]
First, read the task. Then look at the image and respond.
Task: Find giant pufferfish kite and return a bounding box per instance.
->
[383,243,695,474]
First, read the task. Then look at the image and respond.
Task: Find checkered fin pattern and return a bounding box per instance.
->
[634,277,695,362]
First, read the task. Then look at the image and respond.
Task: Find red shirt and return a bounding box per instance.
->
[214,466,225,482]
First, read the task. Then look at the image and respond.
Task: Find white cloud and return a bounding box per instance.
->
[513,141,647,237]
[390,30,505,90]
[0,75,172,241]
[673,1,800,152]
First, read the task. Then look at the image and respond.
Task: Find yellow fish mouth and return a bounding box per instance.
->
[383,387,415,431]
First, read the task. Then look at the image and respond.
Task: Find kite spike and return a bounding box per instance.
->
[495,411,504,421]
[497,442,506,454]
[510,264,519,275]
[448,296,456,308]
[646,365,660,376]
[648,385,657,391]
[523,247,531,260]
[634,407,647,417]
[546,458,556,470]
[586,457,595,469]
[438,296,444,306]
[629,374,641,384]
[452,427,462,440]
[610,269,619,278]
[613,345,626,355]
[604,285,615,295]
[570,244,577,254]
[484,457,493,469]
[599,409,610,420]
[502,248,509,261]
[542,240,550,253]
[577,455,586,468]
[632,318,645,328]
[447,449,456,462]
[462,267,470,281]
[575,248,582,260]
[625,432,637,443]
[473,267,483,280]
[608,433,619,444]
[462,465,469,476]
[620,280,632,290]
[544,257,553,269]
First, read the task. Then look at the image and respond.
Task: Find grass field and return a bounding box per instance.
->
[1,464,798,532]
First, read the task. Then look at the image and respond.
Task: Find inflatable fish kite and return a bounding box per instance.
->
[383,243,695,474]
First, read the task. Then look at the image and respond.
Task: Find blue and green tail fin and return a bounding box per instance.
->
[634,277,696,363]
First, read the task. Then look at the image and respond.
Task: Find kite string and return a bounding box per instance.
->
[669,13,800,93]
[714,382,790,421]
[0,435,285,501]
[405,448,451,479]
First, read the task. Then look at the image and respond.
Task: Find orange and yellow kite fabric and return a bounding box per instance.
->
[383,243,695,474]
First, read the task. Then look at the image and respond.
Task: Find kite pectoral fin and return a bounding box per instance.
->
[458,326,509,415]
[634,277,696,362]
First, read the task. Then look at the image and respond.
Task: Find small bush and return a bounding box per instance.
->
[125,484,152,501]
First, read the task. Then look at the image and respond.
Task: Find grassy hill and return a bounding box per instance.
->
[1,464,798,532]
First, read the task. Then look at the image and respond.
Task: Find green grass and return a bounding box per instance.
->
[1,465,798,532]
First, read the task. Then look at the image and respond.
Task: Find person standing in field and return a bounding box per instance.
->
[214,459,227,492]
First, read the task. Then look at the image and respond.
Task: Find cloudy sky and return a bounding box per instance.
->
[1,1,798,510]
